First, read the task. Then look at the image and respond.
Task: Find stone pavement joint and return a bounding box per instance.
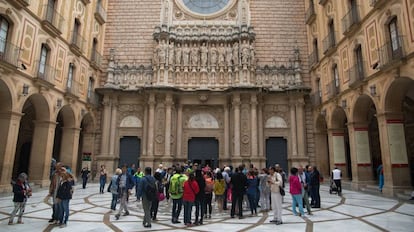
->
[0,183,413,231]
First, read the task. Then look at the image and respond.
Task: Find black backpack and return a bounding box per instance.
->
[145,176,157,202]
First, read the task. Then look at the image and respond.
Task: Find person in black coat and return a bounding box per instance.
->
[308,166,321,208]
[56,172,75,227]
[230,165,248,219]
[194,169,206,225]
[8,173,31,225]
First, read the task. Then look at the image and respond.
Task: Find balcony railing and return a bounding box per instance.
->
[305,4,316,24]
[87,92,100,106]
[0,38,20,68]
[342,5,360,35]
[95,3,107,24]
[378,36,405,69]
[347,61,366,87]
[91,49,103,69]
[311,92,322,106]
[70,31,86,56]
[370,0,387,9]
[319,0,328,5]
[41,4,64,37]
[34,60,57,84]
[323,31,336,54]
[327,80,339,99]
[6,0,30,9]
[309,50,319,67]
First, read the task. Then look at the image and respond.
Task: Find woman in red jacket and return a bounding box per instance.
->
[183,172,199,226]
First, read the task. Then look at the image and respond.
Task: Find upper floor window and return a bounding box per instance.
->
[333,64,340,88]
[46,0,57,22]
[38,44,49,76]
[354,44,364,77]
[313,39,319,60]
[72,19,81,44]
[87,77,94,98]
[67,63,74,89]
[317,79,321,97]
[388,17,401,57]
[328,19,335,45]
[91,38,98,60]
[0,16,10,54]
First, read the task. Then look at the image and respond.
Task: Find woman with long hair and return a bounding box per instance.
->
[183,172,199,226]
[194,169,205,225]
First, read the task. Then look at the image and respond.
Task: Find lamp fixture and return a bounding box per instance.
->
[22,84,29,96]
[370,85,377,97]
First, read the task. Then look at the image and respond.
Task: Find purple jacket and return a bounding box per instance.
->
[289,175,302,195]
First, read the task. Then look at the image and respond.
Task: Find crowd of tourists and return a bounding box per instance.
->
[8,160,326,228]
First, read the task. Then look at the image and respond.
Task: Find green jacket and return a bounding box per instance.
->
[169,173,187,199]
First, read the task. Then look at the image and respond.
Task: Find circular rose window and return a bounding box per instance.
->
[180,0,232,15]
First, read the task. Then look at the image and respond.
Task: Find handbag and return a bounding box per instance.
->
[157,192,165,201]
[279,186,285,196]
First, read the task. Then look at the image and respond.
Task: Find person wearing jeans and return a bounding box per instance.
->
[182,173,199,226]
[109,168,122,210]
[56,172,75,228]
[289,167,305,217]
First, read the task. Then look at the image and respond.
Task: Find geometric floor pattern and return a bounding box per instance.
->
[0,183,413,232]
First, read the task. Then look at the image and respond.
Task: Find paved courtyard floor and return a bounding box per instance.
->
[0,182,413,232]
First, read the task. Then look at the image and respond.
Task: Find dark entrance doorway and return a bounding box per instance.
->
[266,137,288,171]
[119,136,140,168]
[188,137,219,168]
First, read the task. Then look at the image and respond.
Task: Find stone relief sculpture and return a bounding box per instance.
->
[188,113,219,129]
[210,43,218,67]
[190,43,199,67]
[241,40,250,65]
[232,42,239,66]
[226,43,233,67]
[200,42,208,67]
[175,43,182,66]
[250,43,256,66]
[218,43,225,67]
[168,41,175,66]
[158,40,167,64]
[182,43,190,66]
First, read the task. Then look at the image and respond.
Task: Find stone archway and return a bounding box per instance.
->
[314,114,329,177]
[352,94,379,183]
[78,113,96,177]
[0,79,17,188]
[330,107,352,180]
[53,105,78,173]
[15,94,53,186]
[383,77,414,188]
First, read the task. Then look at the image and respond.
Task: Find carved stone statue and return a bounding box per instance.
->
[250,43,256,66]
[210,43,218,67]
[175,43,182,66]
[241,40,250,64]
[226,43,233,67]
[182,43,190,66]
[158,40,167,64]
[190,43,199,67]
[200,42,208,67]
[168,41,175,65]
[232,42,239,66]
[218,43,225,66]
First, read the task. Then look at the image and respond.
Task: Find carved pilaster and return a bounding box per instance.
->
[232,94,241,157]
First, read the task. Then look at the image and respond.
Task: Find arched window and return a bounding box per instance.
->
[72,19,81,46]
[388,17,401,58]
[46,0,57,23]
[333,64,340,93]
[38,44,50,77]
[67,63,75,90]
[313,38,319,61]
[87,77,94,99]
[328,19,336,46]
[91,38,98,61]
[354,44,364,80]
[0,16,10,54]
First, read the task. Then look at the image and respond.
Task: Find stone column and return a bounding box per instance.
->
[100,96,111,156]
[30,120,57,187]
[289,99,298,157]
[250,94,258,158]
[224,104,230,161]
[142,103,149,157]
[60,127,81,174]
[109,97,118,157]
[233,94,241,158]
[165,94,173,157]
[295,98,306,157]
[147,94,156,157]
[0,111,22,192]
[258,100,264,159]
[176,103,183,159]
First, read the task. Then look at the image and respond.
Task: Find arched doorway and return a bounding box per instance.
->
[265,137,288,170]
[188,137,219,168]
[331,107,352,180]
[15,94,52,183]
[0,79,15,182]
[315,114,329,176]
[78,113,95,176]
[119,136,141,168]
[352,94,380,183]
[384,77,414,188]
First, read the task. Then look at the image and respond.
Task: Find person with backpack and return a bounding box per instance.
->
[137,167,156,228]
[108,168,122,211]
[214,171,226,214]
[183,172,199,226]
[169,166,187,224]
[150,172,164,221]
[115,165,134,220]
[194,169,206,225]
[204,171,214,219]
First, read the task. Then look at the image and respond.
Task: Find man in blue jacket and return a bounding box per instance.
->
[137,167,156,228]
[115,164,135,220]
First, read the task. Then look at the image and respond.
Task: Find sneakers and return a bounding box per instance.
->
[123,211,130,216]
[60,223,67,228]
[276,221,283,225]
[8,221,13,225]
[115,214,120,220]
